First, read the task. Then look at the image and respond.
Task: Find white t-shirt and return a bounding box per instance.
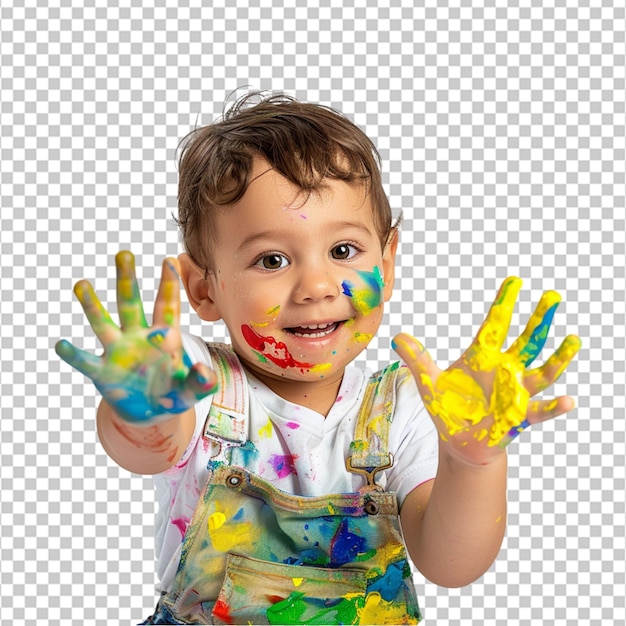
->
[153,334,439,593]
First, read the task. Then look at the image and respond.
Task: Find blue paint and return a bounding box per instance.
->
[519,302,559,366]
[504,419,531,444]
[104,385,156,422]
[341,281,353,297]
[330,519,367,566]
[368,560,408,601]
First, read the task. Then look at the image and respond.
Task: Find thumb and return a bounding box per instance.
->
[392,333,440,388]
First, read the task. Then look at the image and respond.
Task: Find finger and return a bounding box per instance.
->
[472,277,522,353]
[163,363,219,413]
[527,395,576,425]
[185,363,219,399]
[74,280,121,346]
[392,333,441,392]
[507,290,560,366]
[392,333,438,375]
[153,257,181,328]
[524,334,581,395]
[55,339,103,381]
[498,395,576,447]
[146,326,187,374]
[116,250,149,330]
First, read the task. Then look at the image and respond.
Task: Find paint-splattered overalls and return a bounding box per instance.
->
[144,345,422,625]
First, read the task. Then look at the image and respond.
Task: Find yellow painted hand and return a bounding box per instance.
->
[56,251,218,423]
[393,277,581,463]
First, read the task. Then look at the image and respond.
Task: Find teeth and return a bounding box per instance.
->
[290,322,338,338]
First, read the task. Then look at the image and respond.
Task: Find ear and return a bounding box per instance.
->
[178,253,222,322]
[382,227,399,302]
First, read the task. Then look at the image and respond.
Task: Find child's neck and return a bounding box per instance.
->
[244,366,345,417]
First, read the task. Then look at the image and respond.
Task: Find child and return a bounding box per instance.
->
[56,93,581,625]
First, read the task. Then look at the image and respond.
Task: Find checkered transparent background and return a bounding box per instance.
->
[2,0,625,624]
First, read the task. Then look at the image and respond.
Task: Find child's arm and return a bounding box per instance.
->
[56,251,217,474]
[96,400,197,474]
[394,278,581,587]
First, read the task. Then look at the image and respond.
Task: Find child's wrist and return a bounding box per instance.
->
[439,441,508,473]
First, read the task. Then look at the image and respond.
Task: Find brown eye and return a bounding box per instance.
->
[331,244,357,260]
[257,254,289,270]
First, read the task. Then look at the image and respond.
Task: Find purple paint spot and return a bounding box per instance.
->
[300,214,308,219]
[269,453,299,479]
[336,395,343,402]
[172,516,190,538]
[285,422,300,430]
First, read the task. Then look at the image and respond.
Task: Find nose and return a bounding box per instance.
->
[292,265,341,304]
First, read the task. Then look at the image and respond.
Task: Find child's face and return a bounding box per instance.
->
[181,159,397,390]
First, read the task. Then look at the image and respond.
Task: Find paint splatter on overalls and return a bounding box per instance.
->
[143,345,422,625]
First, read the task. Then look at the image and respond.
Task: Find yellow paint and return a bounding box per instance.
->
[420,369,488,436]
[310,362,332,373]
[163,307,175,326]
[544,399,558,412]
[150,333,165,347]
[552,336,582,380]
[474,429,488,442]
[421,352,532,447]
[359,591,418,625]
[161,280,176,300]
[250,305,282,329]
[207,501,260,553]
[258,420,273,439]
[354,332,373,343]
[118,278,134,300]
[368,541,404,565]
[208,511,226,532]
[292,577,304,587]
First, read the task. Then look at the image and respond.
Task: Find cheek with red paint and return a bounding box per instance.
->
[241,324,332,374]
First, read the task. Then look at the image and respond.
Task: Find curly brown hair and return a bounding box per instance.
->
[177,92,393,270]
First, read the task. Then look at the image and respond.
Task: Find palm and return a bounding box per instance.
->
[56,251,216,423]
[393,277,581,464]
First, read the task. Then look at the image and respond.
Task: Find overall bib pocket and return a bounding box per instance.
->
[213,553,368,625]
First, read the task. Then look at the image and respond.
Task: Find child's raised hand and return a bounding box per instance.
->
[55,251,217,424]
[392,277,581,465]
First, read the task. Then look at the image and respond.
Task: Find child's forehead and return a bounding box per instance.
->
[242,157,369,211]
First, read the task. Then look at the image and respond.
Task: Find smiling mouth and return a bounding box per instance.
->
[285,321,344,338]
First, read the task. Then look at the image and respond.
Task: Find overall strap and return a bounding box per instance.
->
[202,344,248,447]
[346,361,401,491]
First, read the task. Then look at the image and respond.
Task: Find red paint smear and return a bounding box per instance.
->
[241,324,315,370]
[212,598,232,623]
[266,594,286,604]
[113,420,179,461]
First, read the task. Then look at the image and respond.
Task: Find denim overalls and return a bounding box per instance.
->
[144,345,422,625]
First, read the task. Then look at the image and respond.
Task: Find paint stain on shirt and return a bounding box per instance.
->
[268,453,299,478]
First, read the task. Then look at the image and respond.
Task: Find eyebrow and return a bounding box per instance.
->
[236,221,376,251]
